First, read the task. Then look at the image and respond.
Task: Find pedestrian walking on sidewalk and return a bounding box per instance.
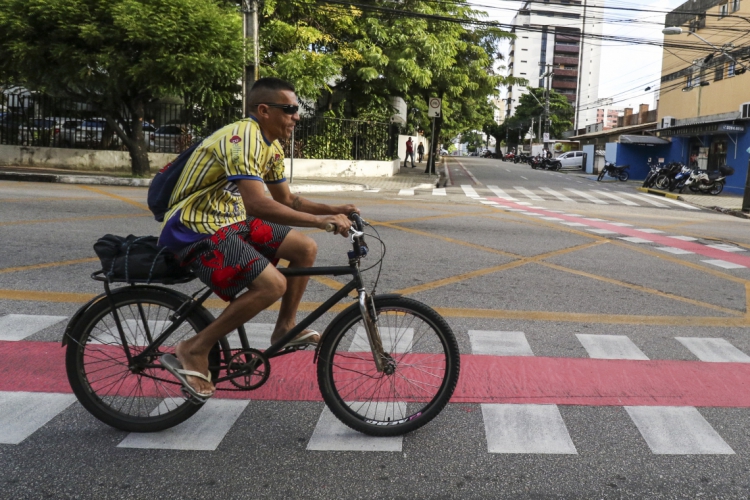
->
[404,137,416,168]
[417,142,425,163]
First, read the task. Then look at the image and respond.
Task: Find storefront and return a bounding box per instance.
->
[655,118,749,194]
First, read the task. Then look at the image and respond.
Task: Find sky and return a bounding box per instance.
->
[476,0,687,111]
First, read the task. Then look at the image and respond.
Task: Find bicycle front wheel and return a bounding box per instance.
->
[317,296,460,436]
[65,287,225,432]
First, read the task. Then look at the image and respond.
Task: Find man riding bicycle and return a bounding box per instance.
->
[158,77,357,399]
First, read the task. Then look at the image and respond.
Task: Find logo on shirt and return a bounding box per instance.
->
[230,135,242,144]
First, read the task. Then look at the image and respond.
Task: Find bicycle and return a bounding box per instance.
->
[63,214,460,437]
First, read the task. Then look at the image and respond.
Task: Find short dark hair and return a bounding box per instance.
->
[248,78,296,107]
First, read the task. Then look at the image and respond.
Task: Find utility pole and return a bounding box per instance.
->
[242,0,260,117]
[574,0,588,132]
[530,117,534,151]
[541,63,552,147]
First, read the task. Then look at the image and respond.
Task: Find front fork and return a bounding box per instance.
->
[358,289,391,373]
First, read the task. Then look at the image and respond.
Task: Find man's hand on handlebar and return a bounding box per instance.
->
[336,204,360,216]
[319,214,352,237]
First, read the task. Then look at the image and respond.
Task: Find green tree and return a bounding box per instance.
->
[511,88,573,142]
[0,0,244,176]
[259,0,524,167]
[462,131,485,153]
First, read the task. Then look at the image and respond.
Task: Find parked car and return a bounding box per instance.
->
[59,118,108,148]
[17,118,61,146]
[556,150,585,169]
[151,124,194,153]
[0,113,25,144]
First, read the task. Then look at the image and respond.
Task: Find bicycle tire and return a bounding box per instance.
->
[317,296,460,436]
[65,287,227,432]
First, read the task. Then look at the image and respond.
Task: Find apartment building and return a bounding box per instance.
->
[505,0,603,130]
[655,0,750,194]
[595,107,623,129]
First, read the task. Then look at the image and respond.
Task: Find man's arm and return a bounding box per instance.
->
[235,179,352,235]
[266,180,359,217]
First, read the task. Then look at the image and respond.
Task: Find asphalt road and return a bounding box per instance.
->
[1,157,750,499]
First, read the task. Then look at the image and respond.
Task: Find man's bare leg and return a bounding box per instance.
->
[175,265,287,395]
[270,230,318,345]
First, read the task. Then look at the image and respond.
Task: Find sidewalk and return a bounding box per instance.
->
[0,162,443,193]
[638,186,748,219]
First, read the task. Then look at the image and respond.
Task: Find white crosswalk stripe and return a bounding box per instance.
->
[625,406,734,455]
[564,188,608,204]
[487,185,517,201]
[648,195,700,210]
[513,186,544,201]
[398,188,414,196]
[701,259,746,269]
[706,244,746,252]
[0,314,67,342]
[308,405,404,452]
[461,185,480,198]
[432,188,446,196]
[592,190,639,205]
[118,399,248,451]
[676,337,750,362]
[576,334,649,360]
[0,392,75,444]
[620,192,670,207]
[350,326,413,353]
[226,323,274,349]
[481,404,577,454]
[540,187,575,202]
[468,330,534,356]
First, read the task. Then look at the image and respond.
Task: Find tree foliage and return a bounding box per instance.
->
[260,0,523,147]
[485,87,574,150]
[0,0,244,175]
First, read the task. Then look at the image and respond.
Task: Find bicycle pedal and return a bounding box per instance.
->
[180,387,208,405]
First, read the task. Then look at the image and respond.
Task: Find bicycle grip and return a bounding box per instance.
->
[325,223,336,232]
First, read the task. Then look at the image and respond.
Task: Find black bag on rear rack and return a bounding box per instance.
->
[93,234,190,283]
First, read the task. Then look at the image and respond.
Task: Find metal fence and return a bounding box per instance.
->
[0,89,391,160]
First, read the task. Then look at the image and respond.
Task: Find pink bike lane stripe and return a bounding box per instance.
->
[487,197,750,267]
[4,341,750,407]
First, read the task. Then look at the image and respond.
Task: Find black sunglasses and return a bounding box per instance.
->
[258,103,299,115]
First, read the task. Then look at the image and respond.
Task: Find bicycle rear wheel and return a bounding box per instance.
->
[317,296,460,436]
[65,287,226,432]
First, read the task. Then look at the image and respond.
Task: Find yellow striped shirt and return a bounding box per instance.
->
[163,117,286,235]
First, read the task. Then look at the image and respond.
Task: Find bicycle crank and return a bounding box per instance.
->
[226,349,270,390]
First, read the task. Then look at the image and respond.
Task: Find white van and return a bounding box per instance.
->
[556,151,584,169]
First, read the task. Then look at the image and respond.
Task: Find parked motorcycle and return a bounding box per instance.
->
[653,162,683,190]
[530,155,543,169]
[641,162,663,188]
[668,165,693,192]
[481,150,494,158]
[680,165,734,195]
[597,162,630,181]
[503,152,515,162]
[541,158,562,171]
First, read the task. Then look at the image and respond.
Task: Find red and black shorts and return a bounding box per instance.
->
[177,218,291,301]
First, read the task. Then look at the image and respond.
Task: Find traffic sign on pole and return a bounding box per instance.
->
[428,97,441,118]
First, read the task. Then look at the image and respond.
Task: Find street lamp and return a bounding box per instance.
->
[663,26,750,212]
[662,27,749,74]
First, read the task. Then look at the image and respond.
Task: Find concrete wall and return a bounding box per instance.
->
[396,134,429,163]
[614,143,672,180]
[283,158,400,178]
[0,144,400,178]
[0,144,175,173]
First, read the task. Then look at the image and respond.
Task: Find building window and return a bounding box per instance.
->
[732,0,740,12]
[720,3,728,17]
[715,65,724,81]
[728,61,736,77]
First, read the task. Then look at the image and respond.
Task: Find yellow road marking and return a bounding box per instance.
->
[375,221,518,259]
[0,196,96,203]
[0,213,149,227]
[0,257,99,274]
[1,288,744,327]
[395,241,605,295]
[76,185,150,211]
[609,240,750,285]
[540,261,743,316]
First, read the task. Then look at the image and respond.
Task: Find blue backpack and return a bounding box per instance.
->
[147,141,202,222]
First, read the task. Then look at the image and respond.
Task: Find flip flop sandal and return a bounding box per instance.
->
[284,330,320,348]
[160,354,214,401]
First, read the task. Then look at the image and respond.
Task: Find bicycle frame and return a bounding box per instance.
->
[111,262,388,383]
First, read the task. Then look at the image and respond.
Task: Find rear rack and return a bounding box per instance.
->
[91,269,196,285]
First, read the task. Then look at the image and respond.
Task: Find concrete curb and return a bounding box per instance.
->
[636,187,680,200]
[0,170,367,193]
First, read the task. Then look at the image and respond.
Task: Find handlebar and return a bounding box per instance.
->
[325,213,366,238]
